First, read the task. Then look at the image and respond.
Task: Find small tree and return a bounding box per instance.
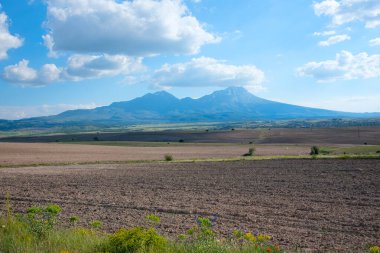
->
[243,146,255,156]
[310,146,320,155]
[164,154,173,161]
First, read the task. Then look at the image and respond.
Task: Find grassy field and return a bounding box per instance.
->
[1,200,281,253]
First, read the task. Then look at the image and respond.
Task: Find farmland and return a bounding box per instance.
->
[1,127,380,252]
[1,159,379,252]
[0,142,310,167]
[2,127,380,145]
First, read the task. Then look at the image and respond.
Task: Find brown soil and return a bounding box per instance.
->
[0,142,309,166]
[1,159,379,252]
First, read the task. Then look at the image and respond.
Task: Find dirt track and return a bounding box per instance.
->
[1,159,379,252]
[0,142,309,166]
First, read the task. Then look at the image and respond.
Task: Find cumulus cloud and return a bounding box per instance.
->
[0,103,97,120]
[3,60,38,84]
[62,54,144,81]
[318,34,350,46]
[2,55,143,86]
[297,50,380,82]
[152,57,265,91]
[369,38,380,46]
[0,12,23,60]
[43,0,219,56]
[313,0,380,28]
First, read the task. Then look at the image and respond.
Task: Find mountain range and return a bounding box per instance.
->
[1,87,379,130]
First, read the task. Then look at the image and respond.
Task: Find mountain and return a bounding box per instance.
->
[1,87,379,130]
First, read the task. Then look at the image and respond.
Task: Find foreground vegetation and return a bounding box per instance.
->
[1,199,282,253]
[2,201,379,253]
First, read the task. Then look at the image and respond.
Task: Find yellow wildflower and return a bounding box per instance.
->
[244,232,257,242]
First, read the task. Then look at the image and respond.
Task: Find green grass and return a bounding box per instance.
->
[2,200,378,252]
[1,201,282,253]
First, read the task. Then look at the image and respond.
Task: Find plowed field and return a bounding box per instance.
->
[1,159,379,252]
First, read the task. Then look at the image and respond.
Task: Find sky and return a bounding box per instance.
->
[0,0,379,120]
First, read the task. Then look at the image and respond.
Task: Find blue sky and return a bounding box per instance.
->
[0,0,379,119]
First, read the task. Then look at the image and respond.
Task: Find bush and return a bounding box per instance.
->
[310,146,320,155]
[186,217,215,241]
[145,214,160,227]
[101,227,167,253]
[89,220,103,229]
[164,154,173,161]
[25,204,61,238]
[248,146,255,156]
[69,216,80,226]
[243,146,255,156]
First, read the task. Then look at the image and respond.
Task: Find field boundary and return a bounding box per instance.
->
[1,154,380,169]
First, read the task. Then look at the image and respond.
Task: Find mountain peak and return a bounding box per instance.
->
[217,86,253,97]
[224,86,249,93]
[152,90,174,97]
[141,90,178,101]
[203,86,257,102]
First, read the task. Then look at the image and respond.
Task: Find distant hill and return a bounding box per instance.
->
[1,87,379,130]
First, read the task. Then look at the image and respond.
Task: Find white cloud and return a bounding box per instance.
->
[0,103,98,120]
[42,34,58,58]
[313,30,336,36]
[152,57,265,91]
[62,54,144,81]
[297,50,380,82]
[43,0,219,56]
[313,0,380,28]
[369,38,380,46]
[318,34,350,46]
[0,12,23,60]
[2,55,143,86]
[3,60,38,84]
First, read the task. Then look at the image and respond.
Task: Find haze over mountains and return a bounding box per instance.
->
[1,87,379,130]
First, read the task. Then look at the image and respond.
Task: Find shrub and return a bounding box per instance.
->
[145,214,160,227]
[186,217,215,242]
[25,204,61,238]
[69,216,80,226]
[248,147,255,156]
[89,220,103,229]
[101,227,167,253]
[370,246,380,253]
[164,154,173,161]
[243,146,255,156]
[310,146,320,155]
